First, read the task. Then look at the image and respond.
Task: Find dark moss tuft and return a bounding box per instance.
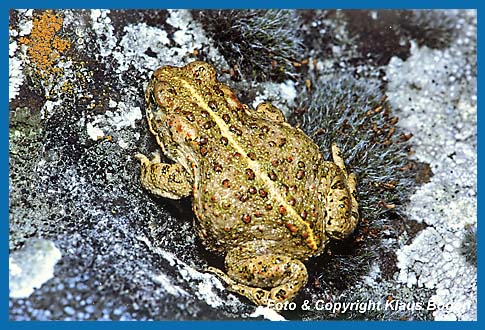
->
[288,73,422,308]
[291,73,416,221]
[192,10,304,82]
[342,10,458,65]
[402,10,457,50]
[460,224,477,266]
[343,10,411,66]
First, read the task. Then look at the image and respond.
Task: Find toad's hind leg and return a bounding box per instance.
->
[206,250,308,307]
[135,152,192,199]
[325,143,359,239]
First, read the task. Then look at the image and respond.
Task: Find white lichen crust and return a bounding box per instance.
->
[386,10,476,321]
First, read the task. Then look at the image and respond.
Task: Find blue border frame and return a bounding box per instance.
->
[3,0,482,328]
[1,0,482,9]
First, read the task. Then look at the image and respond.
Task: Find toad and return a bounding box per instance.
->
[136,61,359,306]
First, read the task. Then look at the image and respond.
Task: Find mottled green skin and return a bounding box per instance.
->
[136,61,359,307]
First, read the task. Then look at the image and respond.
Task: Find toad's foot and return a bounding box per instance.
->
[324,143,359,239]
[135,152,192,199]
[206,253,308,308]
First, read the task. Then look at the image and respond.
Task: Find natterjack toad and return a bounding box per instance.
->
[136,61,359,307]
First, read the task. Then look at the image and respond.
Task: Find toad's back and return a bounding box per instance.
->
[193,111,331,259]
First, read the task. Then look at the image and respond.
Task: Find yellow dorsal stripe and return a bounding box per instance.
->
[179,78,317,249]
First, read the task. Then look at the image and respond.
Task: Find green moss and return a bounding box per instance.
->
[192,10,304,82]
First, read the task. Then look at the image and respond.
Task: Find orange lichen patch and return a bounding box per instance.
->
[18,10,71,79]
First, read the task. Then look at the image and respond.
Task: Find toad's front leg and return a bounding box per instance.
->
[135,152,192,199]
[207,248,308,307]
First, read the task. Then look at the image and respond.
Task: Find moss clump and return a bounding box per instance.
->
[291,73,415,221]
[192,10,304,82]
[460,224,477,266]
[402,10,457,50]
[342,10,458,66]
[342,10,411,66]
[288,73,419,308]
